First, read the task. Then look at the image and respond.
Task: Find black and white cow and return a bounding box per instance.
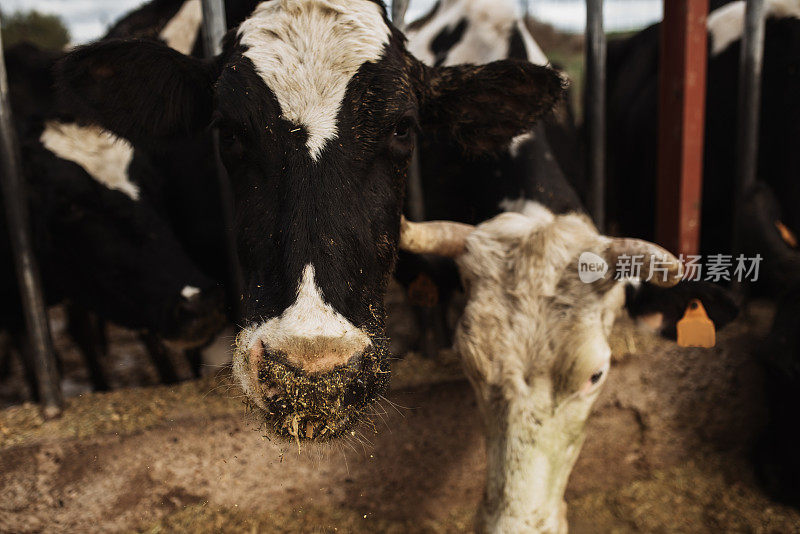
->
[606,0,800,505]
[98,0,262,293]
[1,43,226,392]
[393,0,583,355]
[607,0,800,255]
[405,0,581,222]
[55,0,565,441]
[399,0,737,344]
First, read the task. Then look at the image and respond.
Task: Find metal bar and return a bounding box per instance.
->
[392,0,411,31]
[585,0,606,232]
[656,0,709,256]
[0,22,62,417]
[733,0,766,251]
[200,0,244,321]
[201,0,227,57]
[392,0,426,222]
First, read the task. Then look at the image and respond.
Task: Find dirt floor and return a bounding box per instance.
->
[2,293,800,533]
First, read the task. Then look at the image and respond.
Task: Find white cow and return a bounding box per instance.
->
[400,203,682,533]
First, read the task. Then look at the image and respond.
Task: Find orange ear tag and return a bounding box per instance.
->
[408,273,439,307]
[677,299,716,348]
[775,220,798,248]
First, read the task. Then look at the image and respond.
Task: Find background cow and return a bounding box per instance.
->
[606,0,800,505]
[399,203,682,533]
[400,0,737,348]
[55,0,565,441]
[395,0,582,357]
[606,0,800,255]
[1,43,226,394]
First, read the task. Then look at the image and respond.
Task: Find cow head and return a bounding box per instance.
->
[401,202,681,533]
[55,0,564,441]
[31,143,226,348]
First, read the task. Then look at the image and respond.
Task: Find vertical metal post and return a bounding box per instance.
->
[201,0,244,321]
[392,0,411,31]
[656,0,709,256]
[733,0,766,250]
[392,0,426,222]
[585,0,606,232]
[201,0,227,57]
[0,23,62,417]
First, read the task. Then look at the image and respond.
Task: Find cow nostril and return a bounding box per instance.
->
[254,337,369,376]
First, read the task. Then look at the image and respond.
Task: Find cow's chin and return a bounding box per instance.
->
[233,336,390,442]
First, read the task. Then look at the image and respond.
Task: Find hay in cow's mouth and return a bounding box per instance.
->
[251,340,390,442]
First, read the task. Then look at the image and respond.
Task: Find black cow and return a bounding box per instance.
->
[607,0,800,255]
[100,0,263,295]
[1,43,225,393]
[55,0,565,441]
[606,0,800,505]
[399,0,737,344]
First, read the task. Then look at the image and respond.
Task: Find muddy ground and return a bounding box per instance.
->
[1,291,799,533]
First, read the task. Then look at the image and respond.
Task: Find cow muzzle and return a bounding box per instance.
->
[232,264,390,441]
[232,325,389,442]
[162,285,226,349]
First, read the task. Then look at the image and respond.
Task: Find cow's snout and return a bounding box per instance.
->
[232,264,390,441]
[242,264,371,375]
[164,285,226,347]
[254,332,369,375]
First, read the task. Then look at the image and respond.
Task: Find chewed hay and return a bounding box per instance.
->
[233,327,391,443]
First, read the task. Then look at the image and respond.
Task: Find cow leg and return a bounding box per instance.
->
[185,348,203,378]
[414,306,440,359]
[11,330,61,402]
[396,253,459,359]
[66,305,110,391]
[139,333,180,384]
[410,299,454,359]
[0,332,12,379]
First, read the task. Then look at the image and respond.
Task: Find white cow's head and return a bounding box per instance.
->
[400,202,681,533]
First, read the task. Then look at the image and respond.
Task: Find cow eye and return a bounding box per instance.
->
[394,117,414,140]
[217,126,244,159]
[389,115,418,157]
[578,360,609,397]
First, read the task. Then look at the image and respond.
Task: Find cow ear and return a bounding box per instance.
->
[56,39,220,147]
[414,58,567,155]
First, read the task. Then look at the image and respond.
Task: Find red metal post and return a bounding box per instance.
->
[656,0,709,256]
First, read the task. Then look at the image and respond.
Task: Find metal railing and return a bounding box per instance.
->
[0,19,62,417]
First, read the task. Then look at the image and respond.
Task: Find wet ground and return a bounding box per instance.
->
[1,293,799,532]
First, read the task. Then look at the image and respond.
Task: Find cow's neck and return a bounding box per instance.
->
[479,398,579,534]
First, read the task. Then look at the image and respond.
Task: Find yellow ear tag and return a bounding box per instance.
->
[775,220,798,248]
[677,299,716,348]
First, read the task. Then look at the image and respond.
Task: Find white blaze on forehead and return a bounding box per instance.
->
[708,0,800,56]
[238,0,391,160]
[181,285,202,299]
[40,121,139,201]
[159,0,204,55]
